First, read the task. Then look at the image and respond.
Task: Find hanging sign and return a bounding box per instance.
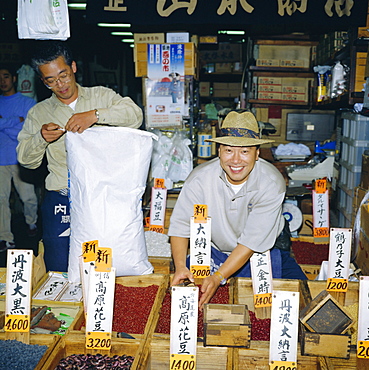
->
[5,250,33,333]
[85,266,116,350]
[358,276,369,359]
[146,43,185,128]
[312,178,330,239]
[149,178,167,234]
[269,290,299,368]
[250,251,273,308]
[190,204,211,279]
[170,286,199,370]
[326,228,351,293]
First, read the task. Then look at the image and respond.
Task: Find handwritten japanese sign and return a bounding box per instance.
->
[358,276,369,359]
[32,271,70,301]
[312,183,330,239]
[149,180,168,234]
[269,291,299,366]
[190,216,211,278]
[5,250,33,333]
[326,228,351,293]
[85,266,116,350]
[250,251,273,308]
[170,286,199,369]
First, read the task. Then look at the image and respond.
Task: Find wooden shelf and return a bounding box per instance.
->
[248,98,310,107]
[249,66,312,73]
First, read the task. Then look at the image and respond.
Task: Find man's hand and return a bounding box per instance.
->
[171,266,194,286]
[65,110,97,133]
[198,274,221,310]
[41,123,65,143]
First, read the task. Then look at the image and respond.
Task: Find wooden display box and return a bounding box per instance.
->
[203,304,251,348]
[0,332,60,370]
[146,335,233,370]
[71,273,169,341]
[41,333,148,370]
[299,290,354,335]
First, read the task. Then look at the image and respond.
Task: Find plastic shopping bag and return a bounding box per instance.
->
[17,0,70,40]
[66,127,157,283]
[17,65,37,101]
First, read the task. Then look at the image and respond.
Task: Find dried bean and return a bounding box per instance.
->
[249,310,271,341]
[291,240,329,265]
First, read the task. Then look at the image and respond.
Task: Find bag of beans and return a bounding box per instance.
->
[66,127,156,282]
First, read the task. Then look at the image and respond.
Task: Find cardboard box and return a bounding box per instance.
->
[280,59,305,68]
[257,91,282,100]
[258,84,282,93]
[203,304,251,347]
[256,59,280,67]
[134,33,165,44]
[199,81,210,96]
[215,63,232,73]
[258,77,282,85]
[282,92,308,102]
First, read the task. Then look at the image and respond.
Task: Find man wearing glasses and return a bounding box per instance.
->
[17,42,143,272]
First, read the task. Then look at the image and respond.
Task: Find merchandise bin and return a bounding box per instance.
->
[341,112,369,142]
[0,332,61,370]
[41,333,148,370]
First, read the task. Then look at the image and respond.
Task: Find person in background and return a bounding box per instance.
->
[17,41,143,272]
[169,111,307,309]
[0,65,38,252]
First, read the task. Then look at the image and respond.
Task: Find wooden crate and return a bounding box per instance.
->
[71,273,169,341]
[0,332,60,370]
[146,335,233,370]
[41,333,148,370]
[203,304,251,348]
[148,256,172,275]
[299,290,354,335]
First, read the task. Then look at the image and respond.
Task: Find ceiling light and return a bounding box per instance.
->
[68,3,86,10]
[218,30,245,35]
[98,23,131,28]
[111,32,133,36]
[121,39,134,43]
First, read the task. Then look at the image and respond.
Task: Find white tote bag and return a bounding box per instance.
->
[66,127,157,282]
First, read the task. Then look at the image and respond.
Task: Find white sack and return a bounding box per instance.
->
[66,127,157,283]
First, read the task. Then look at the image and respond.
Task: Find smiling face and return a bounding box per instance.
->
[39,56,78,105]
[218,145,259,185]
[0,69,16,96]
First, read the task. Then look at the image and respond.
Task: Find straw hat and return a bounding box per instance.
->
[206,111,275,147]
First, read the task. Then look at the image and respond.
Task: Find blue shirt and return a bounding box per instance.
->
[0,92,36,165]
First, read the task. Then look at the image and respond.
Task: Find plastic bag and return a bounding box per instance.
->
[17,65,37,101]
[66,127,157,283]
[17,0,70,40]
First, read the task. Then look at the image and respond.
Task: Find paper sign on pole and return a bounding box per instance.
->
[269,290,299,369]
[326,228,352,293]
[312,178,330,240]
[170,286,199,370]
[5,250,33,335]
[149,178,167,234]
[357,276,369,359]
[85,265,116,351]
[190,204,211,279]
[250,251,273,308]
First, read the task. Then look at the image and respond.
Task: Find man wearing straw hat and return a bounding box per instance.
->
[169,111,306,308]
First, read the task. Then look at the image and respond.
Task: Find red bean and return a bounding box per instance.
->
[249,310,271,341]
[291,240,329,265]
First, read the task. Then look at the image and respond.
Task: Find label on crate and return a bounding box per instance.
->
[5,249,33,321]
[326,278,348,292]
[170,286,199,367]
[269,361,297,370]
[170,354,196,370]
[4,315,30,332]
[251,251,273,308]
[269,291,299,364]
[312,188,329,238]
[358,276,369,355]
[150,185,167,229]
[86,331,112,350]
[327,228,352,282]
[190,216,211,278]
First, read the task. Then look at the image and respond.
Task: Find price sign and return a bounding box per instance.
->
[326,278,348,293]
[191,265,211,278]
[86,331,112,350]
[95,247,112,272]
[358,276,369,358]
[312,184,329,239]
[313,227,329,238]
[193,204,207,223]
[269,361,297,370]
[357,341,369,359]
[149,185,167,231]
[190,216,211,279]
[254,293,273,308]
[4,315,30,333]
[170,286,198,368]
[149,225,165,234]
[82,240,98,262]
[170,354,196,370]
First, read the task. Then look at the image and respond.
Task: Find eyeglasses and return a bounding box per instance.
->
[43,72,71,89]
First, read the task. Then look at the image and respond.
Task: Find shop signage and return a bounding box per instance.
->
[358,276,369,359]
[149,179,168,234]
[86,0,368,29]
